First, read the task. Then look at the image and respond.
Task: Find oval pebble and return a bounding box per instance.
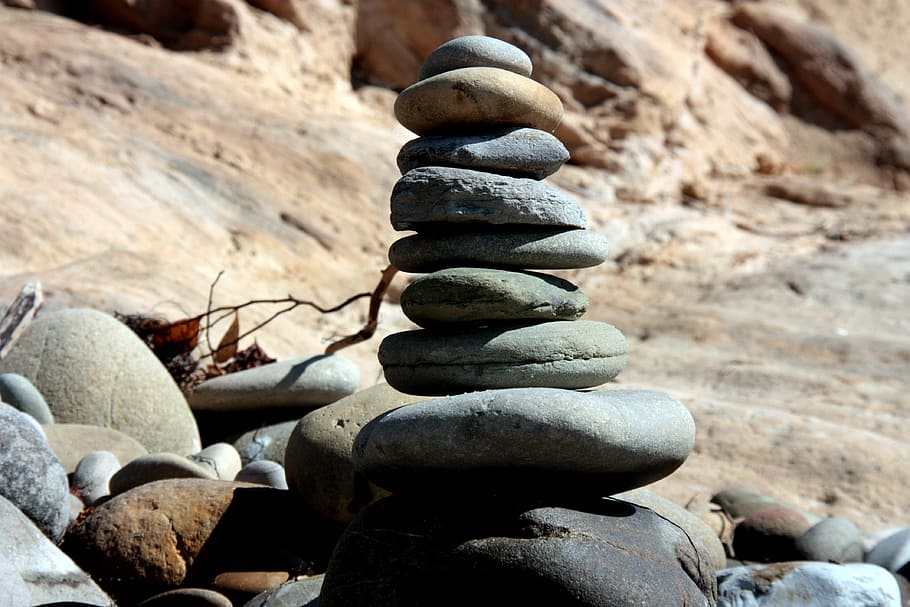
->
[395,67,563,135]
[235,460,288,489]
[72,451,121,506]
[400,267,588,327]
[379,320,627,395]
[397,127,569,179]
[0,372,54,424]
[389,227,610,272]
[108,452,218,496]
[188,442,242,481]
[42,423,148,473]
[795,517,864,563]
[137,588,233,607]
[417,35,532,81]
[391,166,585,231]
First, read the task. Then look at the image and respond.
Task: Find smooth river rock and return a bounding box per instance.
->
[109,452,219,496]
[378,320,627,395]
[397,127,569,179]
[353,388,694,495]
[285,382,426,523]
[188,354,359,411]
[417,35,533,81]
[391,166,585,230]
[389,227,610,272]
[43,423,148,473]
[794,517,864,563]
[320,495,716,607]
[400,267,588,327]
[0,307,201,455]
[189,442,243,480]
[0,372,53,424]
[73,450,122,506]
[395,67,563,135]
[0,402,69,542]
[233,420,298,465]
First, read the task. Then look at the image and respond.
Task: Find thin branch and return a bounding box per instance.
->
[205,270,225,355]
[325,265,398,354]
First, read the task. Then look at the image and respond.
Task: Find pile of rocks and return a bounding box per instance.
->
[318,35,715,606]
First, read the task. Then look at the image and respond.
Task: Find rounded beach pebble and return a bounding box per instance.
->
[0,308,201,455]
[389,227,610,272]
[417,35,532,81]
[378,319,627,395]
[390,166,585,230]
[353,388,695,495]
[395,67,563,135]
[188,354,359,411]
[397,127,569,179]
[400,267,588,327]
[0,372,53,424]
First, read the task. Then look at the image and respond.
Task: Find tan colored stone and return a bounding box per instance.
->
[394,67,564,135]
[42,423,147,473]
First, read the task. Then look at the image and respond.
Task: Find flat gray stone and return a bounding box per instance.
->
[397,128,569,179]
[717,562,900,607]
[388,227,609,272]
[233,420,298,465]
[417,35,533,81]
[188,442,242,480]
[188,354,359,412]
[866,528,910,576]
[795,517,864,563]
[401,267,587,327]
[378,320,627,395]
[391,166,585,231]
[235,460,288,489]
[0,402,69,542]
[353,388,694,495]
[108,452,217,496]
[42,423,148,473]
[0,372,53,424]
[0,308,200,455]
[0,494,113,605]
[73,451,121,506]
[244,574,322,607]
[285,383,427,523]
[320,495,716,607]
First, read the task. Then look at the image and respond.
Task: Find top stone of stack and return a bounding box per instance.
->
[395,36,563,135]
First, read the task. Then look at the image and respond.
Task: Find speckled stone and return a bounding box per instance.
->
[395,67,563,135]
[0,402,69,542]
[389,228,610,272]
[108,452,218,496]
[188,354,359,412]
[417,35,533,81]
[379,320,627,395]
[0,372,53,424]
[353,388,693,495]
[391,166,584,231]
[397,127,569,179]
[0,307,200,455]
[400,267,588,327]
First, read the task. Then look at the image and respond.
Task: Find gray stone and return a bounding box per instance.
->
[0,402,69,542]
[617,488,727,571]
[417,35,533,81]
[43,423,148,473]
[378,320,627,395]
[397,128,569,179]
[400,267,588,327]
[354,388,693,495]
[244,574,323,607]
[388,227,610,272]
[795,517,864,563]
[0,372,53,424]
[320,495,716,607]
[235,460,288,489]
[233,420,298,465]
[867,528,910,577]
[0,494,113,605]
[73,451,121,506]
[138,588,234,606]
[108,452,218,496]
[285,383,426,523]
[395,67,564,136]
[391,166,585,231]
[0,308,201,455]
[717,562,900,607]
[711,486,822,525]
[188,354,359,412]
[0,555,30,607]
[189,442,242,480]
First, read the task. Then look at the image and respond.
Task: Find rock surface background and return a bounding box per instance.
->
[0,0,909,530]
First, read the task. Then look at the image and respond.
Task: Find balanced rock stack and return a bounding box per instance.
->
[320,36,716,606]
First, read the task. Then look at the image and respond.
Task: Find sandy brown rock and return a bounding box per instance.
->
[89,0,240,50]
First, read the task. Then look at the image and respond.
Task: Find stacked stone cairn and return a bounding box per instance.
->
[320,36,717,606]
